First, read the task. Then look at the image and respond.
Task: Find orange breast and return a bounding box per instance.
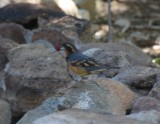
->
[68,63,89,76]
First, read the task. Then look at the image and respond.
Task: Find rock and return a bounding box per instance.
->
[131,96,160,113]
[80,42,153,67]
[0,99,11,124]
[2,44,72,118]
[46,16,91,44]
[113,66,160,88]
[33,109,149,124]
[0,37,19,70]
[32,28,75,47]
[35,15,90,47]
[149,74,160,100]
[17,97,70,124]
[0,23,25,44]
[0,3,65,28]
[127,110,160,124]
[17,78,135,124]
[64,78,136,115]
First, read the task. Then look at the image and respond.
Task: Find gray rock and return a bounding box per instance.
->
[80,42,153,67]
[131,96,160,113]
[3,44,72,117]
[33,109,150,124]
[127,110,160,124]
[0,37,18,70]
[113,66,160,88]
[17,78,135,124]
[0,99,11,124]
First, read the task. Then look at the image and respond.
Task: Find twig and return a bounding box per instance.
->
[107,0,112,42]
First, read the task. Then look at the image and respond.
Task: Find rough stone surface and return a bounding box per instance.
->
[80,42,153,67]
[131,96,160,113]
[17,78,135,124]
[45,16,91,44]
[0,99,11,124]
[64,78,136,115]
[0,37,18,70]
[0,23,25,44]
[32,28,75,47]
[127,110,160,124]
[1,44,72,117]
[33,109,149,124]
[113,66,160,88]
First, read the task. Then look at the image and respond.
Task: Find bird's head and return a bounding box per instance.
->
[55,43,78,56]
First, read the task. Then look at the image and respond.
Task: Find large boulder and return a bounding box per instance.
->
[2,44,72,117]
[17,78,135,124]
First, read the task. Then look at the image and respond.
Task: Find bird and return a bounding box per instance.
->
[55,43,119,77]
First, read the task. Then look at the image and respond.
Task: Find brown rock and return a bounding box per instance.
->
[131,96,160,113]
[64,78,136,115]
[2,44,72,117]
[0,38,18,70]
[0,23,25,44]
[32,28,75,47]
[45,16,91,43]
[33,109,149,124]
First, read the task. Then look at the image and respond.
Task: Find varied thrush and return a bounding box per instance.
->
[55,43,119,77]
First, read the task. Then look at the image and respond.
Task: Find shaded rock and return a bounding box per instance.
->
[80,42,153,67]
[0,37,18,70]
[45,16,91,43]
[0,23,25,44]
[113,66,160,88]
[17,78,135,124]
[149,74,160,100]
[127,110,160,124]
[32,28,75,47]
[33,109,149,124]
[17,97,70,124]
[2,44,72,118]
[131,96,160,113]
[0,99,11,124]
[0,3,65,29]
